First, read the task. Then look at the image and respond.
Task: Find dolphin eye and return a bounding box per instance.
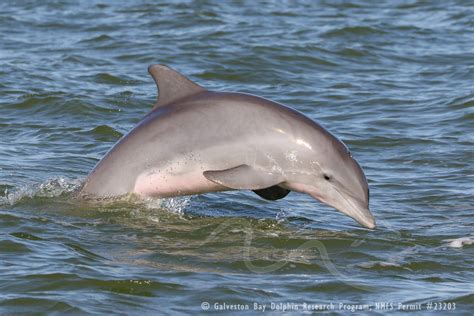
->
[323,174,331,181]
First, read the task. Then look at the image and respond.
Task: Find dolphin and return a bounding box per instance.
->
[81,65,375,229]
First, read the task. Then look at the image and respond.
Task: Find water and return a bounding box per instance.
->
[0,0,473,314]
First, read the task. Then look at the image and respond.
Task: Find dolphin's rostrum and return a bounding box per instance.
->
[81,65,376,229]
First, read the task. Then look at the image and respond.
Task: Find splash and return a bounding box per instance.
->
[141,195,191,216]
[0,177,82,206]
[0,177,190,218]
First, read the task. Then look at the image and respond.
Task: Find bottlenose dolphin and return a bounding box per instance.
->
[81,65,375,229]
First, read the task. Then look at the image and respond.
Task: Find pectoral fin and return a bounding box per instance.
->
[253,186,290,201]
[203,164,284,190]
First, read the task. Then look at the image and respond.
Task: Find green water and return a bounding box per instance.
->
[0,1,473,314]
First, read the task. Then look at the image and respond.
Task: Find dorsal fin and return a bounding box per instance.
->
[148,64,206,110]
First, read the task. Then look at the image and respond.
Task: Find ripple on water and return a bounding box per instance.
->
[0,298,83,314]
[0,239,32,254]
[87,125,123,141]
[322,26,386,38]
[78,34,115,44]
[91,73,135,85]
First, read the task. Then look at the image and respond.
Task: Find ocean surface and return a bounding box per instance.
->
[0,0,473,314]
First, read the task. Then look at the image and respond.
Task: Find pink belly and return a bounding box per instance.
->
[133,169,226,198]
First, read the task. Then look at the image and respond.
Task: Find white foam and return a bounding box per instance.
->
[359,261,403,269]
[143,195,191,215]
[443,236,474,248]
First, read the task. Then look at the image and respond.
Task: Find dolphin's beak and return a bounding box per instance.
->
[309,189,376,229]
[345,205,376,229]
[360,211,376,229]
[337,191,375,229]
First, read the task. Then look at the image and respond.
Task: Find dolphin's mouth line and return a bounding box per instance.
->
[335,187,363,213]
[285,183,375,229]
[329,179,366,206]
[332,187,375,229]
